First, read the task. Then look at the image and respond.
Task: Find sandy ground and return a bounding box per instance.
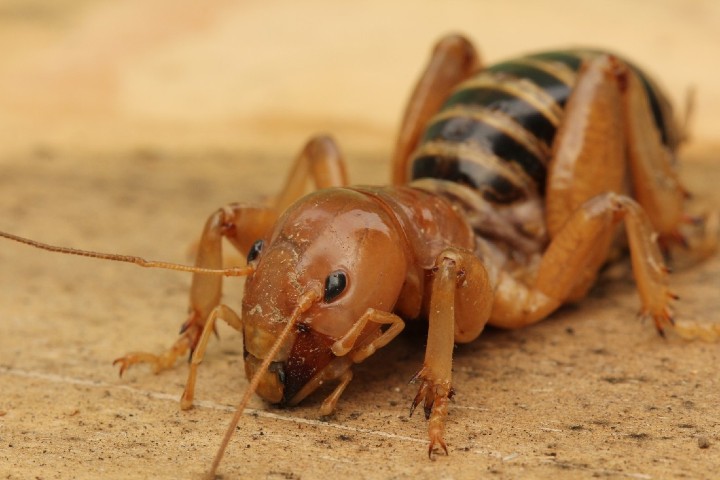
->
[0,1,719,479]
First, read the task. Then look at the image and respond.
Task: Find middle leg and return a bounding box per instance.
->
[391,35,482,184]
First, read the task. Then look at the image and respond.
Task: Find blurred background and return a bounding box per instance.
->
[0,0,719,158]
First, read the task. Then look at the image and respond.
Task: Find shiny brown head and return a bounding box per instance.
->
[241,188,409,406]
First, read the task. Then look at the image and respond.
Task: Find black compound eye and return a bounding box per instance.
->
[323,270,347,303]
[246,239,264,263]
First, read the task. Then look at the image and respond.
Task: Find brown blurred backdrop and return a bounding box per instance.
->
[0,0,719,157]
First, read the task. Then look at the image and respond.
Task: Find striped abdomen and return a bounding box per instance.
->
[410,50,679,205]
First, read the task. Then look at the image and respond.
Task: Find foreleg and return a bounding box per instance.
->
[113,205,277,376]
[412,248,492,457]
[180,304,242,409]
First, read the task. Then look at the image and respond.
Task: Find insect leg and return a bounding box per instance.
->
[412,248,492,458]
[330,308,405,361]
[299,310,405,415]
[113,205,277,377]
[546,54,626,238]
[273,134,349,212]
[180,304,242,409]
[318,369,353,416]
[491,192,676,335]
[622,63,686,238]
[391,34,481,185]
[622,66,717,260]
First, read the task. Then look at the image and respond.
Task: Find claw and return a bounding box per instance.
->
[409,398,420,417]
[410,367,453,459]
[428,437,449,459]
[112,358,128,377]
[111,351,165,375]
[424,402,433,421]
[649,305,675,337]
[410,378,429,417]
[179,309,202,335]
[179,319,191,335]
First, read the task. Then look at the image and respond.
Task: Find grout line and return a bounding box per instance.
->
[0,365,425,445]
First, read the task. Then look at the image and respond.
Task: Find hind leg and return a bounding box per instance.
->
[491,55,669,328]
[545,54,627,238]
[547,52,714,257]
[621,65,717,260]
[491,192,673,333]
[495,54,713,339]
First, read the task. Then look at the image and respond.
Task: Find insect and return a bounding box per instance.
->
[1,35,718,478]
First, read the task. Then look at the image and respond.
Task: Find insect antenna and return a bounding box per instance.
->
[0,230,252,277]
[206,286,321,479]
